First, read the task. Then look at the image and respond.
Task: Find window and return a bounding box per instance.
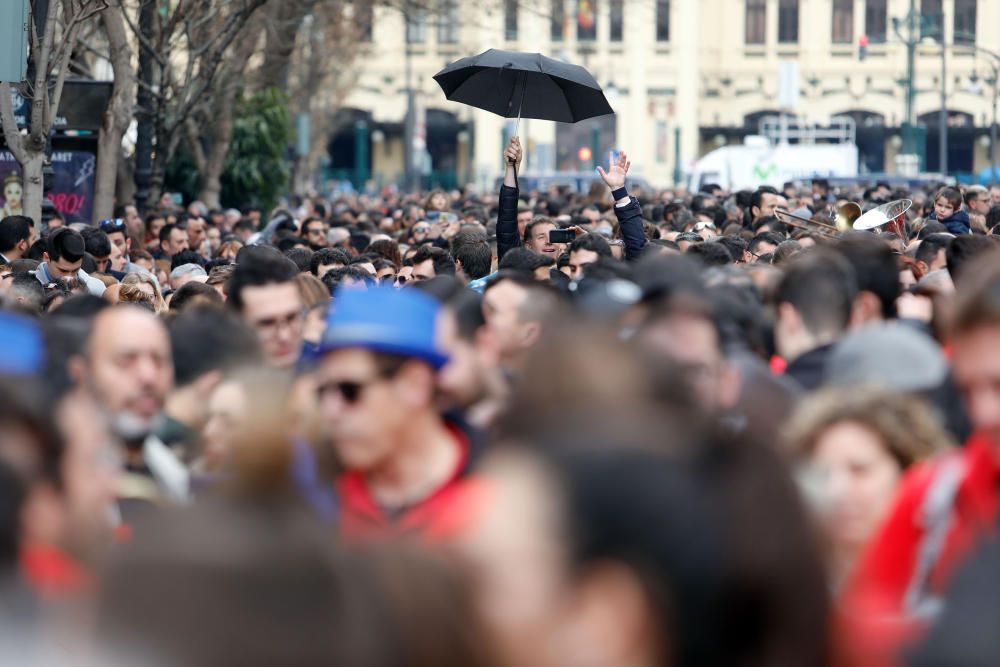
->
[577,0,596,41]
[437,0,459,44]
[920,0,942,40]
[405,9,426,44]
[655,0,670,42]
[865,0,887,43]
[778,0,799,43]
[745,0,766,44]
[550,0,564,41]
[610,0,624,42]
[832,0,853,43]
[954,0,977,45]
[504,0,517,41]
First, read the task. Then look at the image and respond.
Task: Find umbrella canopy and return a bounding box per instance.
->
[433,49,614,124]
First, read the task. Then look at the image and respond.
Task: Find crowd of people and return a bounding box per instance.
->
[3,135,1000,665]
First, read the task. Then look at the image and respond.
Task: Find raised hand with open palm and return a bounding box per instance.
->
[596,150,631,191]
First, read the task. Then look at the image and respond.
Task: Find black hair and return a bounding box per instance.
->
[917,221,948,239]
[676,232,704,244]
[776,249,857,337]
[915,233,953,267]
[686,241,734,266]
[227,252,299,312]
[715,236,747,262]
[349,233,370,255]
[412,245,456,277]
[836,235,901,318]
[310,247,351,275]
[233,218,256,233]
[276,236,309,253]
[0,459,25,570]
[170,249,206,271]
[168,306,261,386]
[46,228,85,263]
[9,274,45,313]
[81,228,112,259]
[499,247,555,273]
[748,231,783,255]
[750,186,779,216]
[453,237,492,280]
[752,214,782,234]
[947,234,997,286]
[159,223,182,244]
[568,233,612,258]
[284,247,314,273]
[321,266,374,294]
[0,215,32,253]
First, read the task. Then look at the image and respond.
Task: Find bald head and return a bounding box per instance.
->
[76,306,173,442]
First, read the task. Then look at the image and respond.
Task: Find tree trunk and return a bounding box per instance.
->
[21,153,45,225]
[253,0,314,92]
[197,101,235,208]
[94,5,135,221]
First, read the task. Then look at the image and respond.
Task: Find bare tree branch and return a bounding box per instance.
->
[0,83,26,165]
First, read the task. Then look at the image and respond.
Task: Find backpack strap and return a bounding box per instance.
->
[903,455,966,620]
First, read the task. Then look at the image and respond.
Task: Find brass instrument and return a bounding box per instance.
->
[773,207,842,240]
[834,202,862,231]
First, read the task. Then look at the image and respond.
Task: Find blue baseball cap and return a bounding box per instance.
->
[0,312,44,375]
[320,287,449,369]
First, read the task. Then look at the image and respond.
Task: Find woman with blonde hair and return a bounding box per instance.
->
[121,272,167,314]
[784,387,950,586]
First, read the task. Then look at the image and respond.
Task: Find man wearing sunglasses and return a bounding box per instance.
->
[99,218,162,288]
[316,286,482,541]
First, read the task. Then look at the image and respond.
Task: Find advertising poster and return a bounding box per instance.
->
[0,150,97,224]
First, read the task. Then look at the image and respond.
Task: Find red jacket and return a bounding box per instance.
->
[839,432,1000,665]
[337,423,488,542]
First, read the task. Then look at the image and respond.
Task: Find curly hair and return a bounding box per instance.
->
[783,386,950,469]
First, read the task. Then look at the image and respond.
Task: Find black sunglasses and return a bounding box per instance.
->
[100,218,126,231]
[316,380,373,405]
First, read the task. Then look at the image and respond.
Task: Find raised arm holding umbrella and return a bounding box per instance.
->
[433,48,647,262]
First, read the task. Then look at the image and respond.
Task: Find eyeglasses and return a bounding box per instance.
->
[694,221,716,231]
[413,226,430,233]
[100,218,126,232]
[316,379,376,405]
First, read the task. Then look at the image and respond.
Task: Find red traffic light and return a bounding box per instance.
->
[578,146,593,162]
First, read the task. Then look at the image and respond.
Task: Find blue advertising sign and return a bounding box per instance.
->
[0,150,97,224]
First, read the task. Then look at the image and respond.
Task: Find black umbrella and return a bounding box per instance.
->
[433,49,614,135]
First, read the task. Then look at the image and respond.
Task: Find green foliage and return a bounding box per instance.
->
[163,147,200,205]
[221,88,292,213]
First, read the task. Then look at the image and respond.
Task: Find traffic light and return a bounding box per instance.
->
[859,34,869,61]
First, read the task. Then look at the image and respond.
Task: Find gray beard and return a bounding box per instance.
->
[110,411,161,447]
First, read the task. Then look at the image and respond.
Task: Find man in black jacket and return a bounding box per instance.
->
[496,139,646,262]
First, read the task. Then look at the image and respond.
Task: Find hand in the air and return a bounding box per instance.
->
[596,150,630,190]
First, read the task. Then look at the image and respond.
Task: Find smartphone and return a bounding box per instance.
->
[549,229,576,244]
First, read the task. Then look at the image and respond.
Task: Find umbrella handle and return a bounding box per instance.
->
[507,71,526,165]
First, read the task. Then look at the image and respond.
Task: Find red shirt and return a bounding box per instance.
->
[839,432,1000,665]
[20,543,88,598]
[337,423,488,542]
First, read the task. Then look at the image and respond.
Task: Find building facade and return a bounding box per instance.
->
[333,0,1000,190]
